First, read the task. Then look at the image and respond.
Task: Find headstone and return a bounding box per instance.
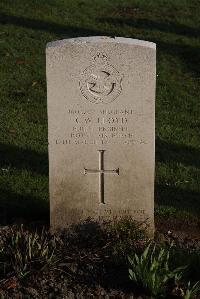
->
[46,36,156,234]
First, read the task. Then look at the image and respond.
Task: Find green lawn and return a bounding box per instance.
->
[0,0,199,222]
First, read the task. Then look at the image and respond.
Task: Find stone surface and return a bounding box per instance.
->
[46,36,156,233]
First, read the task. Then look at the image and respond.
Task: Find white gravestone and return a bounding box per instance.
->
[46,36,156,233]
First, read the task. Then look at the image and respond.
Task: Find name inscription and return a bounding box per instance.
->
[54,108,148,146]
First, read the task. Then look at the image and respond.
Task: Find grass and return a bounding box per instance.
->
[0,0,199,222]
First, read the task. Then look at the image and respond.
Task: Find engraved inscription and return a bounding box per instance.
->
[65,208,146,222]
[54,108,149,146]
[84,150,119,204]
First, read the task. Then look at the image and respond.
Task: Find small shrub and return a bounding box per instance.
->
[108,217,148,261]
[128,242,186,297]
[1,225,57,279]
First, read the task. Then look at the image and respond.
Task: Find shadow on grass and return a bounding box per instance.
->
[0,187,49,225]
[156,138,200,168]
[156,138,200,215]
[155,183,200,215]
[154,38,200,76]
[1,12,199,76]
[99,17,200,39]
[0,12,107,37]
[1,11,199,38]
[0,143,49,224]
[0,143,48,176]
[98,16,200,77]
[0,136,200,224]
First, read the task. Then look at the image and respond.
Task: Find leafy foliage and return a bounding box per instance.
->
[1,225,57,279]
[184,281,200,299]
[128,242,186,297]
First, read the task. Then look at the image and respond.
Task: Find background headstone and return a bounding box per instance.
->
[46,36,156,233]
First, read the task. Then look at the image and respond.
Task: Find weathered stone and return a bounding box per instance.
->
[46,36,156,234]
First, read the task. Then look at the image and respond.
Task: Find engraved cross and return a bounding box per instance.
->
[84,150,119,204]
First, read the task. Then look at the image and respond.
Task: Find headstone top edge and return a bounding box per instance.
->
[46,36,156,50]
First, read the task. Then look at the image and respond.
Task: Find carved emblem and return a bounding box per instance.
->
[80,53,122,104]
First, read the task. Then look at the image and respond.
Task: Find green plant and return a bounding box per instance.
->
[184,281,200,299]
[128,242,186,297]
[2,225,57,279]
[108,217,147,261]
